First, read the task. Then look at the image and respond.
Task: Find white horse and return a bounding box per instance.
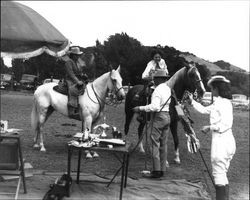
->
[31,66,125,152]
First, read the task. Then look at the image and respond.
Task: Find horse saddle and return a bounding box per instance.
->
[134,84,152,104]
[53,80,85,96]
[53,80,68,95]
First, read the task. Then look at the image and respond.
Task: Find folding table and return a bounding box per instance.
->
[67,143,131,200]
[0,134,27,200]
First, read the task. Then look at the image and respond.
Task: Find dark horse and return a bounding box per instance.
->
[124,64,206,164]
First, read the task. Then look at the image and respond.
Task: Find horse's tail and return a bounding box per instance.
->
[124,88,136,135]
[31,96,39,131]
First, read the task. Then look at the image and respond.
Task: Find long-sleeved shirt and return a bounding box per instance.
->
[64,56,83,83]
[191,96,233,133]
[139,83,171,112]
[142,59,168,80]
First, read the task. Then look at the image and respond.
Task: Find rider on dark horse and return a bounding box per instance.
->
[136,49,169,122]
[142,49,169,81]
[61,46,88,118]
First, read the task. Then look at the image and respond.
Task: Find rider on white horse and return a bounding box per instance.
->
[62,46,88,118]
[31,66,125,153]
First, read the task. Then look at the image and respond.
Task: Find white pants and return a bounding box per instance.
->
[211,130,236,185]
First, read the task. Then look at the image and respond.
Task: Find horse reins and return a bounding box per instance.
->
[86,72,123,105]
[108,73,124,105]
[173,88,216,188]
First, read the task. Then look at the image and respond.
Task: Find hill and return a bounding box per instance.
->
[179,52,247,75]
[213,60,247,73]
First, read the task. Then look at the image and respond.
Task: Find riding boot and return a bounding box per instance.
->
[68,104,76,117]
[225,184,229,200]
[215,185,226,200]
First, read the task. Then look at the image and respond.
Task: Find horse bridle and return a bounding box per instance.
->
[86,72,123,106]
[186,66,203,100]
[189,66,202,83]
[183,66,202,100]
[109,72,124,97]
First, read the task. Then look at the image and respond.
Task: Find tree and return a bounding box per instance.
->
[102,32,148,85]
[216,71,249,96]
[12,53,65,82]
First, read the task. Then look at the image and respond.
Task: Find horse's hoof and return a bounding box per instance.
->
[166,161,170,168]
[174,158,181,164]
[40,147,46,152]
[92,152,99,158]
[86,153,93,159]
[101,132,107,137]
[33,144,40,149]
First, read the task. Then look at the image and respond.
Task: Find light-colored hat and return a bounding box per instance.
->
[153,70,170,78]
[207,75,230,87]
[69,47,83,55]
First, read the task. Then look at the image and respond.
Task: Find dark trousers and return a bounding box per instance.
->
[66,80,79,108]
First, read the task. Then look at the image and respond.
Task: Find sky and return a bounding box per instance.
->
[13,1,250,71]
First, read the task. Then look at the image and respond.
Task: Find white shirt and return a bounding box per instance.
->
[191,96,233,133]
[139,83,171,112]
[142,59,168,80]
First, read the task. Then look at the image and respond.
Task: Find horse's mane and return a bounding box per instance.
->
[166,67,186,89]
[89,71,110,93]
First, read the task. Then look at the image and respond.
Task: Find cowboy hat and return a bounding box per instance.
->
[153,70,170,78]
[207,75,230,87]
[69,46,83,55]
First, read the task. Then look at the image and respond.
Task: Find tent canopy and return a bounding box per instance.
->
[1,1,70,59]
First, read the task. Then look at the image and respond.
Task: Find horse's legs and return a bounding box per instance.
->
[83,117,96,159]
[39,106,54,152]
[124,107,134,139]
[31,101,40,148]
[138,121,146,153]
[170,120,180,164]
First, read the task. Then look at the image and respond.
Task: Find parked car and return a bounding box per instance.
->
[20,74,38,90]
[0,74,12,89]
[0,73,19,90]
[201,92,212,105]
[232,94,249,107]
[43,78,60,84]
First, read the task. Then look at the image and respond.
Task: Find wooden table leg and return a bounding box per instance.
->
[107,165,122,188]
[67,146,72,197]
[76,148,82,184]
[119,154,126,200]
[18,138,27,194]
[124,154,129,188]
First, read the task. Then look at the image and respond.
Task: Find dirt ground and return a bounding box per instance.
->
[0,91,249,200]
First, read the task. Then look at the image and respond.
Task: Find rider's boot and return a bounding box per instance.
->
[68,91,80,118]
[68,104,80,119]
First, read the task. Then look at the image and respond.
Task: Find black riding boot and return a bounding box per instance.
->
[225,184,229,200]
[215,185,226,200]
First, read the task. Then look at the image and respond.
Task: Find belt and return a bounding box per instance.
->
[154,111,169,113]
[214,128,232,134]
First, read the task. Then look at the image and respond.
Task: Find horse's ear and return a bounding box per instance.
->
[108,64,113,72]
[116,65,121,73]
